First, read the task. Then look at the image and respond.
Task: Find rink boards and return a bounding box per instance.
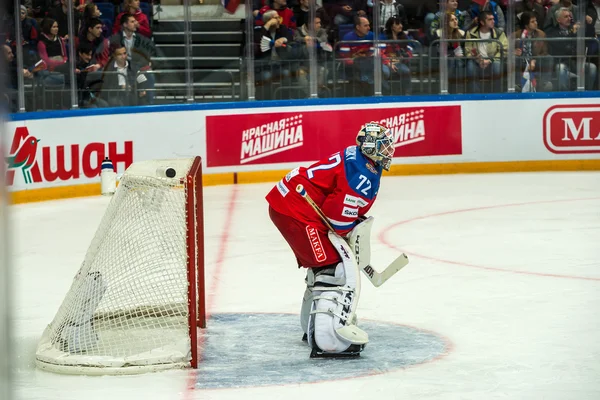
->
[4,93,600,204]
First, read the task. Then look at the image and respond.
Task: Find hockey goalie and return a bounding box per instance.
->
[265,122,395,357]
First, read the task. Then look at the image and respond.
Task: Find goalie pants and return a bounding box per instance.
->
[268,206,341,268]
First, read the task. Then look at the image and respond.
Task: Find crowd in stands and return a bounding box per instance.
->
[252,0,600,98]
[2,0,600,109]
[1,0,156,110]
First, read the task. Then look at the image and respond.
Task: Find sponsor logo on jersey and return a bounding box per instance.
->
[240,115,304,163]
[366,162,377,174]
[276,179,289,197]
[375,109,426,149]
[306,226,327,263]
[342,207,359,218]
[345,146,357,160]
[344,194,368,208]
[285,167,300,182]
[543,105,600,153]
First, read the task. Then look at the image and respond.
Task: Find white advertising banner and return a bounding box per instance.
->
[4,96,599,192]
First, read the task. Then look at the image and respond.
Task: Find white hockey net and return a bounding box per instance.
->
[36,158,204,375]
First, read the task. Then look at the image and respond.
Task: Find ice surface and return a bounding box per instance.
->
[9,172,600,400]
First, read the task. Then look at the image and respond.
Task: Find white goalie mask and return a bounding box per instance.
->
[356,122,395,171]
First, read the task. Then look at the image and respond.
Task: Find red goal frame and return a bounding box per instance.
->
[185,157,205,368]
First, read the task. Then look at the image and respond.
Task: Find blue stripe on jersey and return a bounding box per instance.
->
[343,146,382,200]
[328,217,358,231]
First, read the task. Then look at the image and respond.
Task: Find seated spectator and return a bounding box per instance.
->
[114,0,152,38]
[256,0,297,31]
[589,0,600,38]
[75,42,108,108]
[464,10,508,93]
[111,13,156,103]
[376,0,408,32]
[81,3,110,38]
[516,0,546,28]
[78,18,111,70]
[514,11,553,92]
[543,0,582,30]
[293,13,332,89]
[47,0,84,39]
[428,0,468,43]
[339,16,376,95]
[99,44,149,106]
[545,7,597,90]
[381,16,412,94]
[466,0,505,33]
[253,10,295,99]
[294,0,310,29]
[37,18,69,86]
[2,44,33,111]
[18,5,39,65]
[432,12,467,93]
[325,0,368,27]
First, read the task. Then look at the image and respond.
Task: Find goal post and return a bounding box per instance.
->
[35,157,205,375]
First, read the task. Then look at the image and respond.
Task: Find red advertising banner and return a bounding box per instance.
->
[206,105,463,167]
[543,105,600,154]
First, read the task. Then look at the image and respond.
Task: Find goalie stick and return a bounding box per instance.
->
[295,184,409,287]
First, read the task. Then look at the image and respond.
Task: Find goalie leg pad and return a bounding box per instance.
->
[307,234,368,354]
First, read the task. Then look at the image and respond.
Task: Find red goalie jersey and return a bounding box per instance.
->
[267,145,383,235]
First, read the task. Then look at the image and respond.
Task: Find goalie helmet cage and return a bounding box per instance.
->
[35,157,205,375]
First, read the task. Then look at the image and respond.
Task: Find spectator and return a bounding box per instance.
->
[99,44,149,106]
[325,0,368,27]
[80,3,109,38]
[47,0,84,39]
[466,0,505,33]
[590,0,600,38]
[339,16,377,95]
[14,5,39,66]
[428,0,468,42]
[75,42,108,108]
[544,0,573,29]
[2,44,33,111]
[545,7,597,90]
[293,13,332,89]
[78,18,110,69]
[465,10,508,93]
[256,0,297,30]
[111,14,156,103]
[37,18,69,85]
[516,0,547,28]
[432,12,467,93]
[376,0,408,31]
[253,10,295,99]
[113,0,152,38]
[294,0,310,29]
[514,11,553,91]
[381,16,412,94]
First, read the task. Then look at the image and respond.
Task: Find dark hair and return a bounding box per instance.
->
[77,41,94,55]
[519,11,536,30]
[120,13,135,26]
[40,18,57,35]
[354,15,367,29]
[110,42,126,54]
[86,18,103,31]
[478,11,493,27]
[83,3,97,21]
[384,16,402,38]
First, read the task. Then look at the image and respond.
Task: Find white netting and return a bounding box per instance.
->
[36,159,199,374]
